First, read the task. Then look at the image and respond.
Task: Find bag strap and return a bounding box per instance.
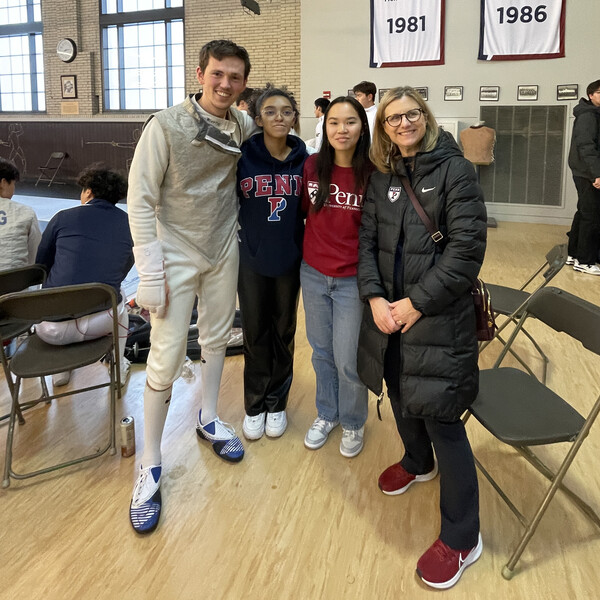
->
[399,175,444,244]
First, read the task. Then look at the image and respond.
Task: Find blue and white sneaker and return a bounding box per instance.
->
[196,410,244,463]
[129,464,162,534]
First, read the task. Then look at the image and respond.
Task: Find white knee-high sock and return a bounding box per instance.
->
[199,349,226,424]
[140,383,172,467]
[117,303,129,366]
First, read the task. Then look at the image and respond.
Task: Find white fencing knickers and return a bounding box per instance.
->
[36,296,129,365]
[144,233,239,391]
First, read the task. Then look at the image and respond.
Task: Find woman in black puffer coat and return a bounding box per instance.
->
[357,87,487,590]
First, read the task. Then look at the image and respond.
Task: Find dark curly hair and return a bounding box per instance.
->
[77,163,128,205]
[254,84,300,132]
[0,158,20,183]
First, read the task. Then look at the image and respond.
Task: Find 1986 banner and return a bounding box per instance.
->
[370,0,445,68]
[479,0,566,60]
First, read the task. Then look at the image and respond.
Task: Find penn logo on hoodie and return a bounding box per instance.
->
[267,197,287,222]
[239,174,302,199]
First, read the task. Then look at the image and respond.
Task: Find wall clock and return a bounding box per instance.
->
[57,38,77,63]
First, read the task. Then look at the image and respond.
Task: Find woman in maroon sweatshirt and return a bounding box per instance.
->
[300,96,373,458]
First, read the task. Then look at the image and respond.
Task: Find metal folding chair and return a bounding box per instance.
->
[480,243,568,384]
[1,283,120,488]
[469,286,600,579]
[35,151,68,187]
[0,264,48,424]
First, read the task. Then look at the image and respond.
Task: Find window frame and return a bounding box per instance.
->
[100,1,185,112]
[0,0,44,113]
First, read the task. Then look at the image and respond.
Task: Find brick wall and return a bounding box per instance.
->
[7,0,300,120]
[185,0,301,104]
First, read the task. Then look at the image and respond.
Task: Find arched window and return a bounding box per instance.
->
[101,0,185,111]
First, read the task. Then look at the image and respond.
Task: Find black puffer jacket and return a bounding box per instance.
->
[357,131,487,421]
[568,97,600,181]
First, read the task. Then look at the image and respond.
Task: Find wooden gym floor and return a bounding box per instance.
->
[1,221,600,600]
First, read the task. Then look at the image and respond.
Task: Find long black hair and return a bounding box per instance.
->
[313,96,371,212]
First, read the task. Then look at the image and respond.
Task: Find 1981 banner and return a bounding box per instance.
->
[479,0,565,60]
[370,0,445,68]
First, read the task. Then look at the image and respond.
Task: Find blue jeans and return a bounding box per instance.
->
[300,261,368,430]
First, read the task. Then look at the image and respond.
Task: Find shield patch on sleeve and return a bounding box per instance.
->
[307,181,319,204]
[387,186,402,203]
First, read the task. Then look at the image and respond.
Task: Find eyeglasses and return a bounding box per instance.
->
[261,108,296,119]
[384,108,423,127]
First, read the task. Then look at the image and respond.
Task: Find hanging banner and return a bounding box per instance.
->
[479,0,566,61]
[370,0,445,68]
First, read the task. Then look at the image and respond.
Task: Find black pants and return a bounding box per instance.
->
[568,176,600,265]
[384,333,480,550]
[238,265,300,415]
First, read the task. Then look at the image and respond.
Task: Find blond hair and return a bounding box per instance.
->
[370,86,439,173]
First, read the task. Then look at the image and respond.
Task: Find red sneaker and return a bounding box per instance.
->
[378,460,438,495]
[417,534,483,589]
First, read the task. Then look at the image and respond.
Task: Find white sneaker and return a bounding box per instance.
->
[243,412,266,440]
[566,255,578,266]
[340,426,364,458]
[52,370,72,387]
[265,410,287,438]
[304,417,339,450]
[573,263,600,276]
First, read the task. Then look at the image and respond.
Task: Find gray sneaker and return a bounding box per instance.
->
[304,417,339,450]
[340,426,364,458]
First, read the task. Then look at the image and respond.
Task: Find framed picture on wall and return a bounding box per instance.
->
[517,85,538,101]
[61,75,77,99]
[557,84,578,101]
[347,89,356,98]
[479,86,499,101]
[414,87,428,101]
[378,88,390,102]
[444,86,463,101]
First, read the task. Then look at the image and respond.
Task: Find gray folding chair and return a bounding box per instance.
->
[0,264,48,424]
[469,286,600,579]
[1,283,120,488]
[35,151,68,187]
[480,243,568,383]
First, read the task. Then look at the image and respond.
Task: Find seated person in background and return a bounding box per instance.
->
[35,163,134,387]
[0,158,42,271]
